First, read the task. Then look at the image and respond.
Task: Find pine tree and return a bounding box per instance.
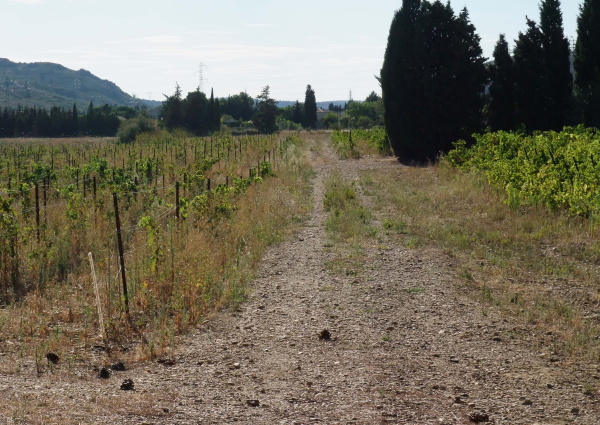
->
[220,92,255,121]
[161,83,183,131]
[513,18,546,131]
[380,0,487,163]
[575,0,600,127]
[253,86,278,134]
[304,85,317,129]
[365,91,381,102]
[488,34,516,131]
[181,90,208,135]
[540,0,572,130]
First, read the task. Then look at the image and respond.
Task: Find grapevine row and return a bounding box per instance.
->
[446,127,600,217]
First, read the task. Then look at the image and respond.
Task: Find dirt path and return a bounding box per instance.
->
[2,135,600,424]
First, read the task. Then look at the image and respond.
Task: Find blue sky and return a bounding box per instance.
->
[1,0,581,102]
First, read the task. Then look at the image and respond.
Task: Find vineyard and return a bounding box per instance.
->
[331,128,391,159]
[0,131,311,357]
[446,126,600,217]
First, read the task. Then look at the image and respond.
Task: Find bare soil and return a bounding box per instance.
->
[1,135,600,424]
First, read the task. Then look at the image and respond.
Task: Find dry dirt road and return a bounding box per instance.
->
[2,135,600,424]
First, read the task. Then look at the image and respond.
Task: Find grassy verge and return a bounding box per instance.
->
[323,170,376,275]
[358,163,600,362]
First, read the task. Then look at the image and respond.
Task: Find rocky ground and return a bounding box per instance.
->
[1,135,599,424]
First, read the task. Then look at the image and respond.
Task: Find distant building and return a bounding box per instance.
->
[146,106,162,119]
[316,107,343,129]
[223,117,241,128]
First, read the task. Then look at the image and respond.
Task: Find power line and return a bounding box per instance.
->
[195,62,208,93]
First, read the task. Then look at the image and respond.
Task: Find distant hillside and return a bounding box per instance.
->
[0,58,159,110]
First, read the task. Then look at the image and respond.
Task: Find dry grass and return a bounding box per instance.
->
[358,162,600,361]
[3,387,165,425]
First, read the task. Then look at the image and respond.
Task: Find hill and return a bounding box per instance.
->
[0,58,159,110]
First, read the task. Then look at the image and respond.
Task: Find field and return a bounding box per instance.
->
[0,130,313,361]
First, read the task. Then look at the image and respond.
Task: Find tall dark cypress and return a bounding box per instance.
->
[447,8,488,139]
[513,18,546,131]
[71,103,79,136]
[303,85,317,129]
[540,0,572,130]
[488,34,516,131]
[292,100,304,125]
[575,0,600,127]
[380,0,487,163]
[381,0,424,162]
[213,97,221,131]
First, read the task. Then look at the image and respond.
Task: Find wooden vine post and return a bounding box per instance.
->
[34,182,40,242]
[112,192,130,320]
[88,252,107,344]
[175,181,180,220]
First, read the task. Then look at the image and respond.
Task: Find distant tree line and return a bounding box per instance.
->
[161,83,383,135]
[219,92,255,121]
[0,102,125,137]
[381,0,600,163]
[160,85,221,134]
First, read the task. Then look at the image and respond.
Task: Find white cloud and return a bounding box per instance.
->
[109,35,184,45]
[184,29,238,36]
[245,23,275,28]
[8,0,45,4]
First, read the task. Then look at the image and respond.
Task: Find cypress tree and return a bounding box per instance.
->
[213,97,221,131]
[380,0,486,163]
[86,101,95,135]
[575,0,600,127]
[304,85,317,129]
[381,0,424,162]
[540,0,572,130]
[208,88,215,132]
[488,34,516,131]
[448,8,488,139]
[72,103,79,136]
[292,100,304,125]
[513,18,546,131]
